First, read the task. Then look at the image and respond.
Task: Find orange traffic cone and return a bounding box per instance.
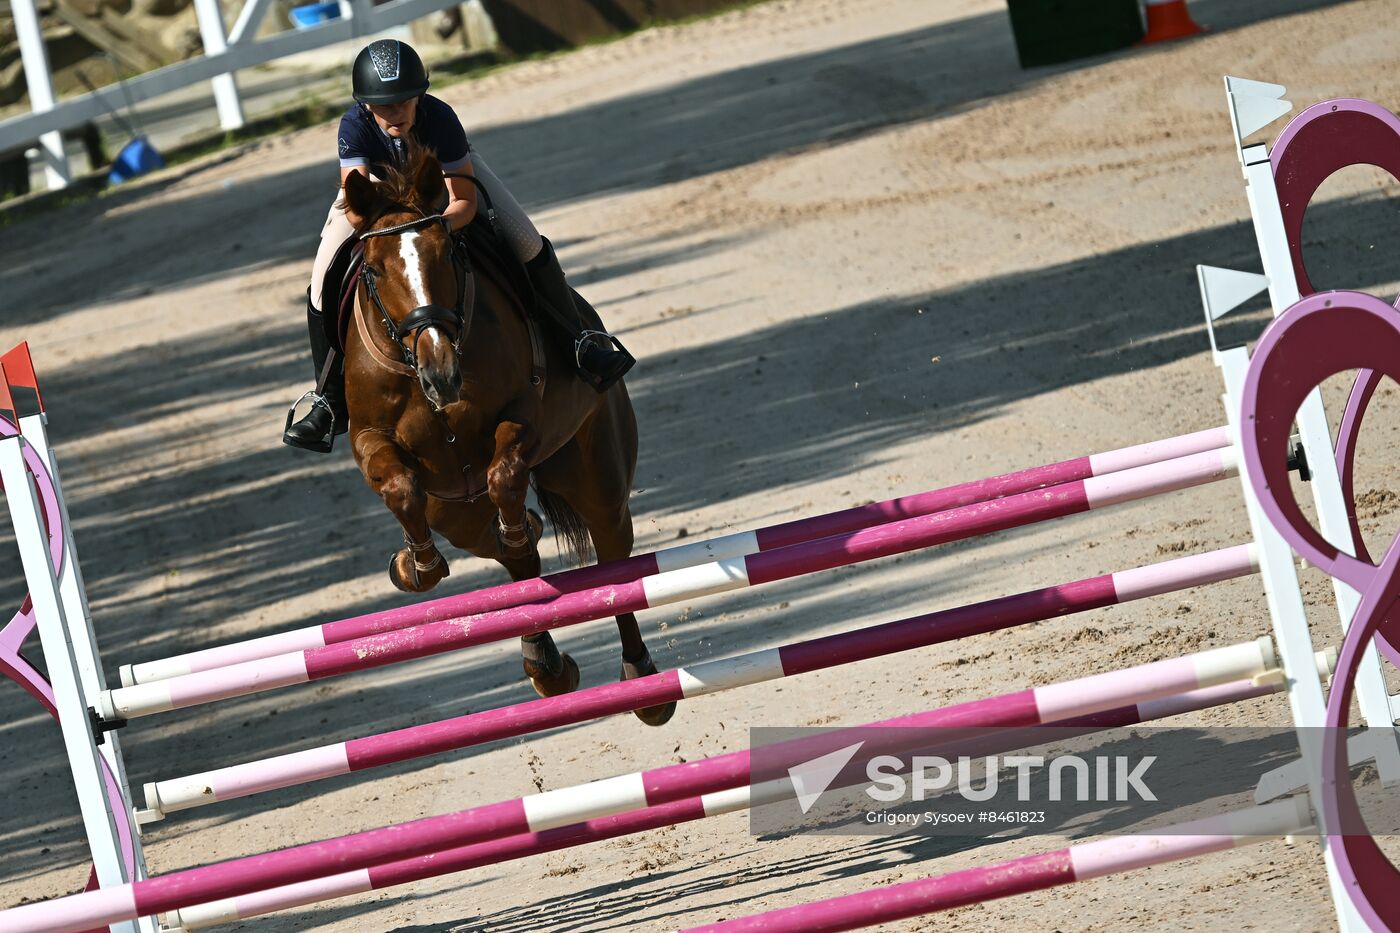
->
[1139,0,1205,44]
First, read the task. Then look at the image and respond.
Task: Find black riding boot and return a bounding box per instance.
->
[282,291,348,453]
[525,237,635,393]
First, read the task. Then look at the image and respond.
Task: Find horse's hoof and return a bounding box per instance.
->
[633,699,677,727]
[387,548,447,593]
[388,553,412,593]
[622,650,677,727]
[528,652,580,698]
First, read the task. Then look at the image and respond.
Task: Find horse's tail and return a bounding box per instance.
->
[532,481,595,567]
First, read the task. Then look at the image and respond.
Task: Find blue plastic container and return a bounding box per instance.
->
[107,136,165,185]
[289,2,341,29]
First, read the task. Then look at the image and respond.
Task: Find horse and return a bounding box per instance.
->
[336,146,674,726]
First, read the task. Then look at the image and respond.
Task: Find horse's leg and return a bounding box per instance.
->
[501,520,582,700]
[429,497,577,698]
[354,432,450,593]
[537,395,674,726]
[487,420,537,561]
[592,503,676,727]
[484,419,580,698]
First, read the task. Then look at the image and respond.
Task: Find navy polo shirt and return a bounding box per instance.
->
[337,94,472,176]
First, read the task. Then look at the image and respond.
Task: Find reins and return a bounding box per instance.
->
[359,214,450,240]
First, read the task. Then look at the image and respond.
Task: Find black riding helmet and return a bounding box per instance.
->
[352,39,429,105]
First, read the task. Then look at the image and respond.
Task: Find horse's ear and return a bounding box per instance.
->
[413,152,447,211]
[341,171,383,230]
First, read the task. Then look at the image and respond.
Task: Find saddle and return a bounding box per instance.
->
[320,215,548,394]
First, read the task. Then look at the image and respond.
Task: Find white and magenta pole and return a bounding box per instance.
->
[0,638,1275,933]
[139,544,1259,821]
[679,797,1311,933]
[99,446,1240,722]
[164,676,1282,931]
[122,426,1230,686]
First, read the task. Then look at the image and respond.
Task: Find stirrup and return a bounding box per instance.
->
[574,330,636,391]
[282,390,337,454]
[573,330,630,368]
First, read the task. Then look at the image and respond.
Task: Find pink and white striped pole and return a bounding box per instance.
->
[1,638,1275,933]
[678,797,1312,933]
[123,427,1230,686]
[163,676,1280,931]
[99,446,1239,722]
[139,544,1259,820]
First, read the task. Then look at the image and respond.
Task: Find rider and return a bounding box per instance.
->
[283,38,634,452]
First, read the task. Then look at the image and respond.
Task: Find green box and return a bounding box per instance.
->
[1006,0,1145,68]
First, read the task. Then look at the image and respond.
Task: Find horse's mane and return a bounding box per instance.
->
[372,142,442,214]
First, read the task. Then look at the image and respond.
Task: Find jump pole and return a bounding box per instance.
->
[164,676,1283,931]
[679,797,1314,933]
[138,543,1260,821]
[98,445,1240,722]
[0,637,1276,933]
[122,426,1231,686]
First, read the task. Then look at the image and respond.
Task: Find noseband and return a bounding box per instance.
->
[359,213,470,370]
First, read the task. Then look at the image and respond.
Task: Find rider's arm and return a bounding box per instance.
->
[425,97,476,232]
[443,167,477,232]
[337,106,376,182]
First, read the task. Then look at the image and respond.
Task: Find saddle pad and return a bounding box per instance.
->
[319,236,364,355]
[459,217,549,397]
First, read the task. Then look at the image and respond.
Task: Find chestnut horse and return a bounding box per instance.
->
[338,147,673,726]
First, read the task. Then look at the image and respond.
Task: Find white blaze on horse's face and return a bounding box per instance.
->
[400,231,449,359]
[420,324,448,356]
[399,231,431,308]
[392,227,461,410]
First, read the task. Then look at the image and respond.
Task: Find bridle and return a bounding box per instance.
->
[358,212,469,370]
[356,173,495,371]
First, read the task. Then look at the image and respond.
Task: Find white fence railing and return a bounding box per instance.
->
[3,0,468,189]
